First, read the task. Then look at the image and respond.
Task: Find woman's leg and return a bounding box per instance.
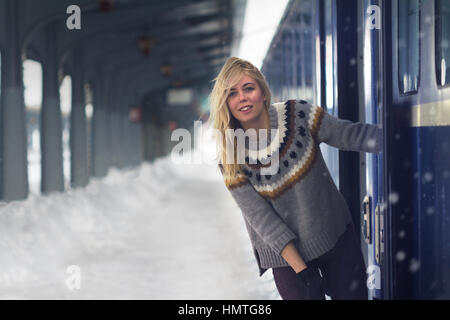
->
[317,225,368,300]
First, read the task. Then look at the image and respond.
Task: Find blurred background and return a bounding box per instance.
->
[0,0,287,299]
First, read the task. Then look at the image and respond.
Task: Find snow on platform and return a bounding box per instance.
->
[0,149,280,299]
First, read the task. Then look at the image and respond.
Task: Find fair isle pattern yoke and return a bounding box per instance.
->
[225,100,325,200]
[245,101,289,162]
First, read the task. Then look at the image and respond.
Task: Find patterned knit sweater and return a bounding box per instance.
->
[219,100,383,276]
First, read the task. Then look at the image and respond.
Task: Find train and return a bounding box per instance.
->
[261,0,450,299]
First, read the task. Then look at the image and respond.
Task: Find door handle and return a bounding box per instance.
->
[362,195,371,244]
[375,203,384,265]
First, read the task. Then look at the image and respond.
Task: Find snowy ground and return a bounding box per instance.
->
[0,131,280,300]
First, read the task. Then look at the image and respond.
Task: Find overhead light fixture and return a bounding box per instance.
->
[129,107,142,123]
[160,64,173,77]
[99,0,113,12]
[168,120,177,132]
[171,79,184,88]
[138,36,155,56]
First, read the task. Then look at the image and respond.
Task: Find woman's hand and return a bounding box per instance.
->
[296,267,326,300]
[281,241,326,300]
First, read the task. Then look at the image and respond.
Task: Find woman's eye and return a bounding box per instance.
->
[228,91,236,97]
[245,87,254,92]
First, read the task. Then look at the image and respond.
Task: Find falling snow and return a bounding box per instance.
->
[409,259,421,273]
[422,172,433,183]
[396,251,406,262]
[366,138,376,149]
[389,192,400,204]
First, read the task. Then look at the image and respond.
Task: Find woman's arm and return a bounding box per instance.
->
[305,103,383,153]
[280,241,307,273]
[219,165,297,256]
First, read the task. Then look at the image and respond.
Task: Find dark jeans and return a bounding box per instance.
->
[272,225,368,300]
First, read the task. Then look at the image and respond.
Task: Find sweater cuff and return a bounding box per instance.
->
[269,229,297,255]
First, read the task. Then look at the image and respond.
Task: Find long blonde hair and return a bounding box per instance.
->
[208,57,272,179]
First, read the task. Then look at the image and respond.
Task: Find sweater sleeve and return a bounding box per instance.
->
[307,104,383,153]
[218,165,297,255]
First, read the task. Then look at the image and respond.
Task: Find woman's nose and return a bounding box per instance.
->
[239,90,246,101]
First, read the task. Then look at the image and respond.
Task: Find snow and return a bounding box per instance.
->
[0,131,280,299]
[388,192,400,204]
[396,251,406,262]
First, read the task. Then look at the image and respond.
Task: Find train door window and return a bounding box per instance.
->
[325,0,336,109]
[322,0,339,188]
[398,0,421,94]
[303,12,314,102]
[295,29,303,99]
[282,31,290,100]
[436,0,450,87]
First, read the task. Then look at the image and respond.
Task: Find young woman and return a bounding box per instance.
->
[209,57,382,300]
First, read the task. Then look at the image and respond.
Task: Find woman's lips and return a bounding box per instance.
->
[239,105,253,113]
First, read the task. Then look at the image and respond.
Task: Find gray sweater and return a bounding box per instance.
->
[219,100,383,276]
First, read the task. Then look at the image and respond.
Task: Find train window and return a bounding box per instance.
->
[398,0,420,94]
[436,0,450,87]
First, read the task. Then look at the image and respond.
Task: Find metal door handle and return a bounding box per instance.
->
[362,195,371,244]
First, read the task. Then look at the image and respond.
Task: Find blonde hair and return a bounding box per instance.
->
[208,57,272,179]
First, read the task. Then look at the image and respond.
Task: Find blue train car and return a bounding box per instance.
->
[384,0,450,299]
[262,0,450,299]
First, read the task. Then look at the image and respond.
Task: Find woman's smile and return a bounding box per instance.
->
[239,105,253,113]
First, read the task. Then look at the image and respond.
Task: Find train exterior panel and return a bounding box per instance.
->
[262,0,450,299]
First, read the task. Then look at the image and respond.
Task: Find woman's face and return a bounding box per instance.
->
[226,74,267,128]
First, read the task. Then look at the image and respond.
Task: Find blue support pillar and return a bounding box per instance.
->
[149,121,160,160]
[123,95,143,168]
[142,114,158,162]
[70,47,89,188]
[130,122,142,168]
[91,67,109,178]
[109,94,120,168]
[41,24,64,193]
[119,99,129,168]
[103,84,113,171]
[0,0,28,201]
[108,81,125,169]
[121,102,130,168]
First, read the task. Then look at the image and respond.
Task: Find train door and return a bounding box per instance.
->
[360,0,385,300]
[383,0,450,299]
[319,0,340,187]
